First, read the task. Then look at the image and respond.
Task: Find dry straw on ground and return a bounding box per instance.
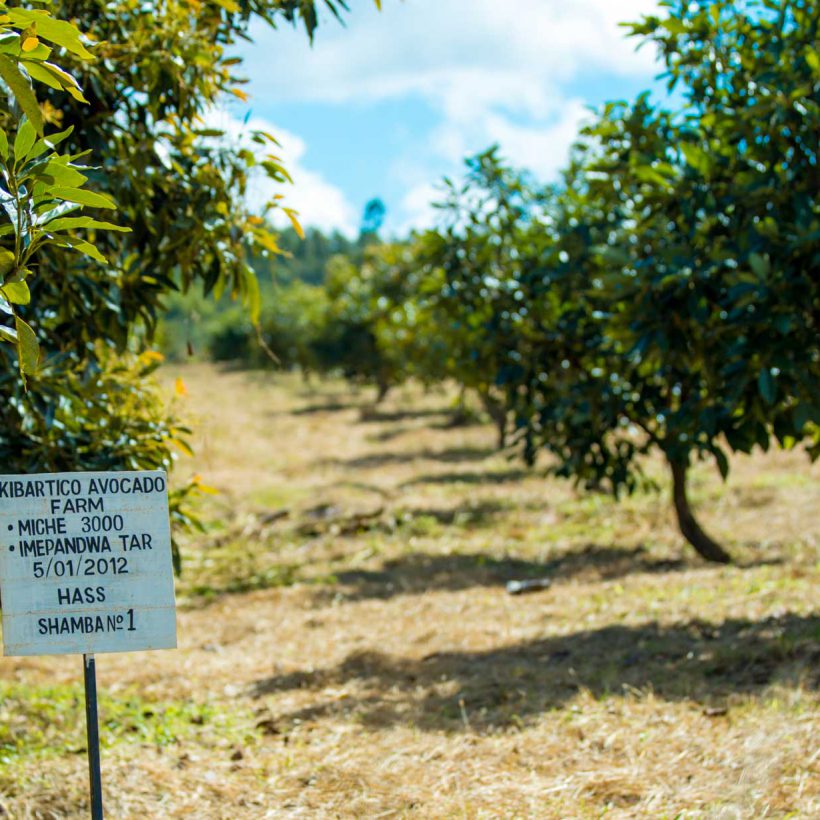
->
[1,363,818,818]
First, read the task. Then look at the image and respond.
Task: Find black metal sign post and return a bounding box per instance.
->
[83,653,104,819]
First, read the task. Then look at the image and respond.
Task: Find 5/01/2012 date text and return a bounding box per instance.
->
[33,556,129,579]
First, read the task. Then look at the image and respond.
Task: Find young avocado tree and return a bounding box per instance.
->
[626,0,819,461]
[316,242,415,403]
[408,149,545,448]
[512,0,819,563]
[415,0,818,562]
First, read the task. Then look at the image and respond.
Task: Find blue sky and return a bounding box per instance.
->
[224,0,663,237]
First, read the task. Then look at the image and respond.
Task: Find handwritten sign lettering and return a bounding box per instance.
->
[0,470,177,656]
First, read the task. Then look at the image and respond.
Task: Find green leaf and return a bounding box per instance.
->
[19,59,64,92]
[283,208,304,240]
[7,10,94,61]
[757,368,776,405]
[0,54,44,135]
[725,422,755,454]
[793,403,819,433]
[662,18,687,35]
[243,268,261,324]
[680,142,710,176]
[713,446,729,480]
[34,200,80,221]
[1,280,30,305]
[0,248,14,277]
[633,166,673,189]
[0,128,8,160]
[24,61,87,103]
[0,324,17,343]
[749,252,770,278]
[25,125,74,163]
[42,216,129,232]
[261,159,293,184]
[13,117,36,162]
[68,239,108,263]
[14,314,39,377]
[33,158,88,188]
[49,187,116,209]
[753,216,778,240]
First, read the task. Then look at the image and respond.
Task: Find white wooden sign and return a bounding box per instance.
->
[0,470,177,656]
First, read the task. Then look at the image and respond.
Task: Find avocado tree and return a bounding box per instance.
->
[404,149,545,447]
[318,168,538,436]
[0,4,122,376]
[409,0,818,562]
[625,0,819,460]
[511,0,819,562]
[577,0,818,561]
[0,0,376,564]
[315,241,414,402]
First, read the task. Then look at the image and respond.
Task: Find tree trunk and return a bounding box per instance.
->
[448,388,472,427]
[669,459,732,563]
[478,390,507,449]
[375,378,390,405]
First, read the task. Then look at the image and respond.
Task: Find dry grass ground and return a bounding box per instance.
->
[1,362,818,818]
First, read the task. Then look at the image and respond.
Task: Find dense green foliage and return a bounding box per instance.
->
[6,0,809,565]
[0,0,380,565]
[0,4,115,377]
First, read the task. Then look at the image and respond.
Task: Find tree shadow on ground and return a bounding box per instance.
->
[289,400,363,416]
[368,425,414,443]
[358,408,450,423]
[317,480,397,500]
[249,613,819,733]
[324,543,689,602]
[398,500,510,527]
[430,415,486,431]
[318,446,495,470]
[401,468,529,487]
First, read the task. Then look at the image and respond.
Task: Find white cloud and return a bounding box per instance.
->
[393,98,591,235]
[482,100,592,180]
[203,108,358,236]
[423,98,592,175]
[237,0,662,232]
[396,181,441,235]
[380,97,593,235]
[245,0,659,111]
